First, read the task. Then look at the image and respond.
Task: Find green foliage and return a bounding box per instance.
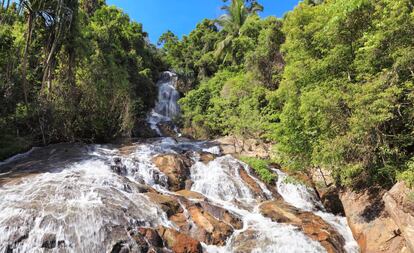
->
[398,159,414,188]
[179,71,276,139]
[240,156,276,184]
[274,0,414,188]
[0,134,32,161]
[176,0,414,190]
[283,176,306,186]
[0,1,165,158]
[159,19,222,91]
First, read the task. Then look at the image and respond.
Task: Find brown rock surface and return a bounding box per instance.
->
[157,122,177,137]
[215,136,271,159]
[199,152,216,164]
[146,191,242,247]
[383,182,414,253]
[340,188,408,253]
[260,199,346,253]
[187,204,233,245]
[175,190,206,201]
[157,227,203,253]
[145,192,182,217]
[152,154,193,191]
[320,187,345,216]
[238,167,267,200]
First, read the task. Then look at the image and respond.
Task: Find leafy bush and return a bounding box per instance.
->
[398,159,414,188]
[239,156,277,184]
[179,71,276,139]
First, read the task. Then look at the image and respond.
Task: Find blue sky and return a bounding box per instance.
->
[106,0,300,44]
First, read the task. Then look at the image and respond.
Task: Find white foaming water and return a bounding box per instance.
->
[190,156,329,253]
[147,71,181,135]
[154,71,180,119]
[275,170,360,253]
[0,150,172,253]
[0,71,360,252]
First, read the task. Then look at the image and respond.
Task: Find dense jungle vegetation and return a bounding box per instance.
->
[0,0,165,159]
[161,0,414,189]
[1,0,413,189]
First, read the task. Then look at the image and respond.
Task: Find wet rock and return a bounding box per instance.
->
[157,122,177,137]
[175,190,206,201]
[238,166,267,200]
[57,240,66,248]
[165,198,241,246]
[157,227,202,253]
[185,179,193,190]
[111,157,127,175]
[187,203,234,245]
[320,187,345,216]
[197,202,243,230]
[170,212,191,232]
[5,245,13,253]
[232,229,261,253]
[145,192,182,217]
[199,152,216,164]
[137,228,164,248]
[260,200,346,253]
[152,154,193,191]
[110,241,131,253]
[383,182,414,253]
[9,230,28,246]
[41,233,56,249]
[340,188,408,253]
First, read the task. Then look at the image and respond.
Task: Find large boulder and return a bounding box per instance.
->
[215,136,271,159]
[126,227,202,253]
[186,204,233,245]
[170,199,242,246]
[260,199,346,253]
[152,154,193,191]
[157,227,203,253]
[340,188,409,253]
[157,122,177,137]
[145,192,182,217]
[145,191,242,247]
[383,182,414,253]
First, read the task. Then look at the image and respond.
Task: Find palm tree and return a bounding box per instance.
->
[215,0,263,63]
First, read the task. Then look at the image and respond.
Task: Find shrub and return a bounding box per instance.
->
[239,156,277,184]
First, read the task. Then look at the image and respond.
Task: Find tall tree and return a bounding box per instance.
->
[215,0,263,63]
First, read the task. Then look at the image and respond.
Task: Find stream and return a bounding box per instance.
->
[0,72,359,253]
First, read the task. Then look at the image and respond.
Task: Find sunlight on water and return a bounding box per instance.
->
[0,72,359,253]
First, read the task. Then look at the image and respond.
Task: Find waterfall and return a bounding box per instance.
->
[275,169,360,253]
[190,156,328,253]
[154,71,181,119]
[0,73,360,253]
[147,71,181,136]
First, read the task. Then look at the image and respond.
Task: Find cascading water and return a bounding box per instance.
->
[0,72,359,253]
[147,71,181,135]
[275,170,360,253]
[190,156,328,253]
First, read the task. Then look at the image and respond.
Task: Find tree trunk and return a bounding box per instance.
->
[22,12,34,105]
[42,0,67,97]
